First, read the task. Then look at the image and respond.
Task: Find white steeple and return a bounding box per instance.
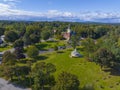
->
[67,24,71,33]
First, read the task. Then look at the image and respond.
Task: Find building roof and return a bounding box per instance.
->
[71,49,81,57]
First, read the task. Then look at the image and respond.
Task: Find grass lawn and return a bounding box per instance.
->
[35,40,66,50]
[0,46,12,52]
[34,49,120,90]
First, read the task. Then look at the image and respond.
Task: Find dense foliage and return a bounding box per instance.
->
[27,46,39,58]
[53,71,80,90]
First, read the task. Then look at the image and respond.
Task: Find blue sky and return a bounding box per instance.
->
[7,0,120,12]
[0,0,120,22]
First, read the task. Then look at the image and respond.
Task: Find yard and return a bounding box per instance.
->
[33,48,120,90]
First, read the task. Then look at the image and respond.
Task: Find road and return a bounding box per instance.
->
[0,78,29,90]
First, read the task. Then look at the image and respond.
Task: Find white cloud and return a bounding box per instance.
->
[0,1,120,22]
[0,3,11,9]
[46,10,74,18]
[3,0,20,2]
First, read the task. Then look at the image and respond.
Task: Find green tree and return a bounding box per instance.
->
[3,65,15,80]
[13,39,24,48]
[2,51,17,80]
[93,26,110,39]
[53,45,58,51]
[2,51,16,65]
[93,48,115,68]
[53,71,80,90]
[4,31,19,42]
[27,46,39,58]
[55,34,64,40]
[0,27,5,36]
[14,65,31,82]
[41,31,51,40]
[13,47,25,59]
[81,38,96,58]
[30,34,40,43]
[24,25,40,45]
[32,62,56,90]
[70,35,79,49]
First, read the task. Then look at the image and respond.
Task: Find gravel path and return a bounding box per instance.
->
[0,78,29,90]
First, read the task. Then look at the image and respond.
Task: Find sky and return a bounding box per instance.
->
[0,0,120,22]
[15,0,120,12]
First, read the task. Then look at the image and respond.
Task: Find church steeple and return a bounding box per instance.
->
[67,24,71,33]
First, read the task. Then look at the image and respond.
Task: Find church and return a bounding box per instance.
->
[62,25,76,41]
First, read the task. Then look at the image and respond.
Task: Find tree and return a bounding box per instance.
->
[4,31,19,42]
[30,34,40,43]
[13,39,25,59]
[32,62,56,90]
[70,35,79,49]
[24,26,40,45]
[93,26,110,39]
[53,71,80,90]
[3,65,15,80]
[13,47,25,59]
[55,34,64,40]
[81,38,96,58]
[13,65,31,82]
[13,39,24,48]
[27,46,39,58]
[2,51,16,65]
[41,31,51,40]
[23,34,31,46]
[93,48,115,68]
[2,51,17,80]
[0,28,5,36]
[3,65,30,83]
[53,45,58,51]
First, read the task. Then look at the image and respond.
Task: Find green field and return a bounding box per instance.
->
[0,46,12,52]
[35,41,66,50]
[35,49,120,90]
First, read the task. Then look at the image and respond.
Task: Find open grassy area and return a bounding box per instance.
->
[35,40,66,50]
[34,49,120,90]
[0,46,12,52]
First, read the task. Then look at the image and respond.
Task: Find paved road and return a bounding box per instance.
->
[39,48,54,54]
[0,78,29,90]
